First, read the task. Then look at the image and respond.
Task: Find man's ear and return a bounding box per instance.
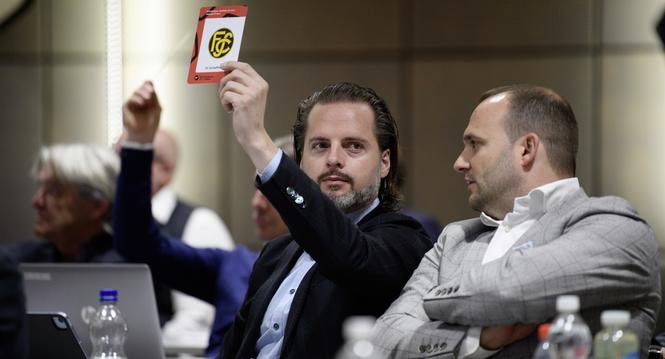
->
[519,133,540,169]
[380,149,390,179]
[89,199,110,222]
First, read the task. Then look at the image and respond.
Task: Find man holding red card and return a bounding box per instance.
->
[115,61,431,359]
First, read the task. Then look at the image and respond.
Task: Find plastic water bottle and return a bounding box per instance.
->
[548,295,591,359]
[89,289,128,359]
[335,316,384,359]
[533,323,552,359]
[593,310,639,359]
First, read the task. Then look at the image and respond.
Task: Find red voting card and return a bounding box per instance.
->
[187,5,248,84]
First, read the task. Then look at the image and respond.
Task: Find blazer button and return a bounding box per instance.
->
[295,196,304,204]
[286,187,295,196]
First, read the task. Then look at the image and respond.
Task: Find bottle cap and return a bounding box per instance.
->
[556,295,580,312]
[99,288,118,302]
[537,323,551,341]
[342,316,375,340]
[600,310,630,326]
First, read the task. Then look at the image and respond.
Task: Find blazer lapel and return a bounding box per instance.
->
[509,188,588,251]
[439,219,493,282]
[281,264,317,353]
[279,210,382,354]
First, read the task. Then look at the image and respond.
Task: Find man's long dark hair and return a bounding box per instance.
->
[293,82,402,210]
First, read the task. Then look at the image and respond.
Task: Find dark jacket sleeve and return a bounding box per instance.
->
[0,248,26,359]
[113,148,256,304]
[257,155,432,295]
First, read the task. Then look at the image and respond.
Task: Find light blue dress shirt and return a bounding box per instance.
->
[255,149,379,359]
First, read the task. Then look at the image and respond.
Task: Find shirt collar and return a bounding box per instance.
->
[347,198,380,224]
[480,177,580,227]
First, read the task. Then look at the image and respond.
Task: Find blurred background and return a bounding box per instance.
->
[1,0,664,255]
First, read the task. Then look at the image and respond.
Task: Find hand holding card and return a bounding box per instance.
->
[187,5,248,84]
[218,61,277,172]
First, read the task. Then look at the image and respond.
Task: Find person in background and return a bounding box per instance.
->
[149,129,236,351]
[4,143,180,349]
[3,144,121,359]
[399,208,440,243]
[372,84,661,359]
[6,144,122,263]
[250,135,293,242]
[396,164,441,242]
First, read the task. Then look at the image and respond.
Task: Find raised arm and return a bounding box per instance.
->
[218,61,277,170]
[122,81,161,143]
[114,81,255,303]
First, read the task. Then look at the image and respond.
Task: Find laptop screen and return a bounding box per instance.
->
[20,263,165,359]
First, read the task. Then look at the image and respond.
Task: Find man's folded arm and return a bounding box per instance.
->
[372,238,469,358]
[423,209,659,326]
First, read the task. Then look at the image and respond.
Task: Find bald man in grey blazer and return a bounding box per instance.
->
[373,85,661,359]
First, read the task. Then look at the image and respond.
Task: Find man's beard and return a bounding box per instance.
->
[318,169,381,213]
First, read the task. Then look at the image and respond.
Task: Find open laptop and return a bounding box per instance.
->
[20,263,165,359]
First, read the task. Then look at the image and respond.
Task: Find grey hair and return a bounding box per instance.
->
[32,144,120,205]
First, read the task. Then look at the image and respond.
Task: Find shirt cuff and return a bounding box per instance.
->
[459,327,500,359]
[122,141,153,150]
[257,149,283,184]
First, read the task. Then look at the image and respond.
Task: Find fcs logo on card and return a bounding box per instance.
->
[209,28,234,58]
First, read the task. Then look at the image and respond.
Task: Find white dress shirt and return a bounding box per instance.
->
[459,178,580,358]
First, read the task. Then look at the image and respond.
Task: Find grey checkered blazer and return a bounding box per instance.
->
[372,188,661,359]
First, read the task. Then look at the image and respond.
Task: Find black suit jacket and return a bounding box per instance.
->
[220,155,433,359]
